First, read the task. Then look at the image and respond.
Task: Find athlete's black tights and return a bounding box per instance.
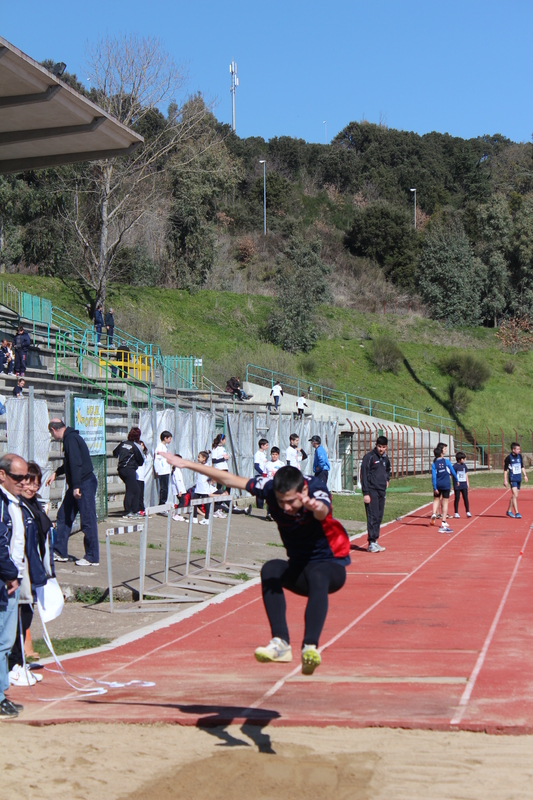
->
[454,487,469,514]
[261,559,346,647]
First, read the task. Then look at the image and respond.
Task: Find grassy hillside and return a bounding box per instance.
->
[3,274,533,435]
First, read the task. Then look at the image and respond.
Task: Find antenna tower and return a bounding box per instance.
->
[229,61,238,132]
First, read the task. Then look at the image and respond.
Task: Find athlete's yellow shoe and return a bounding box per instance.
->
[254,637,293,663]
[301,644,321,675]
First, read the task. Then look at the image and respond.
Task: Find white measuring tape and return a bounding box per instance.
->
[17,602,155,702]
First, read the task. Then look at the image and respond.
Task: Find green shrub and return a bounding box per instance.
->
[441,353,491,390]
[369,336,403,374]
[448,381,471,414]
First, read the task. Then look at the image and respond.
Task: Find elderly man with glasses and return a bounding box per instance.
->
[45,419,99,567]
[0,453,31,716]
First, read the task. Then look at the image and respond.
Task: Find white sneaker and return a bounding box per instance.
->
[9,664,40,686]
[254,637,293,663]
[75,558,99,566]
[214,510,227,519]
[466,512,472,517]
[454,513,460,518]
[192,518,198,524]
[172,513,185,522]
[199,519,209,525]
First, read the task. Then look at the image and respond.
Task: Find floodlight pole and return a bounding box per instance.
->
[323,120,327,144]
[229,61,239,132]
[410,188,417,230]
[259,160,266,234]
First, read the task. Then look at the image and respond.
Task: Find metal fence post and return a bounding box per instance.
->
[64,389,71,427]
[28,385,35,462]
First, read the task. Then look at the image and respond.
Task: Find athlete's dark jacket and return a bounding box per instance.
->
[360,448,391,494]
[113,441,144,470]
[13,330,31,353]
[246,475,350,565]
[55,427,95,490]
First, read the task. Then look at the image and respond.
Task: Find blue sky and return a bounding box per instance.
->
[2,0,532,144]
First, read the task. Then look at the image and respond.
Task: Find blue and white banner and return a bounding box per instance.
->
[74,397,106,456]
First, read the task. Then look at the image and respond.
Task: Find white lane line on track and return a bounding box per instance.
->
[245,490,508,711]
[27,593,264,718]
[450,525,532,726]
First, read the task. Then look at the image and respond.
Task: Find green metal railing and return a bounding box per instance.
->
[53,332,177,410]
[245,364,457,433]
[1,281,52,326]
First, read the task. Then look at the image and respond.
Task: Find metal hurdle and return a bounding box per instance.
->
[106,493,261,612]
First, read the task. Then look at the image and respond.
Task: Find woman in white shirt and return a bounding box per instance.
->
[211,433,230,517]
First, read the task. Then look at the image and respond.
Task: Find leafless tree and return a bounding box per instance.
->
[58,33,217,307]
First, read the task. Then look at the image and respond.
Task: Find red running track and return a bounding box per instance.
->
[15,489,533,732]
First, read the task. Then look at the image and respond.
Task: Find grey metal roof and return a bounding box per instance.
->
[0,37,144,174]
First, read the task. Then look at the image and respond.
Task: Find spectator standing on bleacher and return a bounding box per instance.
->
[113,427,144,519]
[94,305,104,346]
[13,326,30,377]
[270,381,283,410]
[105,308,115,346]
[296,394,308,419]
[46,419,99,567]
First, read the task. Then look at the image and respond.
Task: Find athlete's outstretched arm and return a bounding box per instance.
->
[162,454,249,491]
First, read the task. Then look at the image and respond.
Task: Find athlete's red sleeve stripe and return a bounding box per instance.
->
[320,513,350,558]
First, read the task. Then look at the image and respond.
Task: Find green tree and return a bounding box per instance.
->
[266,237,330,353]
[345,202,418,287]
[476,193,513,324]
[416,219,484,326]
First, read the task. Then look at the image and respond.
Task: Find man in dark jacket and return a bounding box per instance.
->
[105,308,115,346]
[45,419,99,566]
[94,305,104,346]
[360,435,391,553]
[13,325,31,377]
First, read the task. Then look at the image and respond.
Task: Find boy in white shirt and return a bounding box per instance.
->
[264,447,285,522]
[171,462,187,521]
[154,431,172,507]
[296,395,308,419]
[270,381,283,410]
[254,438,269,512]
[285,434,306,471]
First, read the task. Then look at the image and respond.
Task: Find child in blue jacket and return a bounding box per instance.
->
[430,443,457,533]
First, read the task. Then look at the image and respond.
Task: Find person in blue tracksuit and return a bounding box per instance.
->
[360,435,391,552]
[453,451,471,518]
[503,442,528,519]
[430,443,457,533]
[310,435,331,485]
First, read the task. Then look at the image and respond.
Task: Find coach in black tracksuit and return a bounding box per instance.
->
[360,435,391,553]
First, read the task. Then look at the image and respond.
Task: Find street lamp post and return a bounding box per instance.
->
[323,120,327,144]
[410,188,417,230]
[259,160,266,234]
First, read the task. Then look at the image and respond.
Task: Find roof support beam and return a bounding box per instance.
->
[0,141,142,174]
[0,84,61,109]
[0,116,106,146]
[0,47,8,60]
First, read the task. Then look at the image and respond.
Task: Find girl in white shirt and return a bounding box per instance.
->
[192,451,215,524]
[154,430,173,505]
[171,462,187,521]
[211,434,230,518]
